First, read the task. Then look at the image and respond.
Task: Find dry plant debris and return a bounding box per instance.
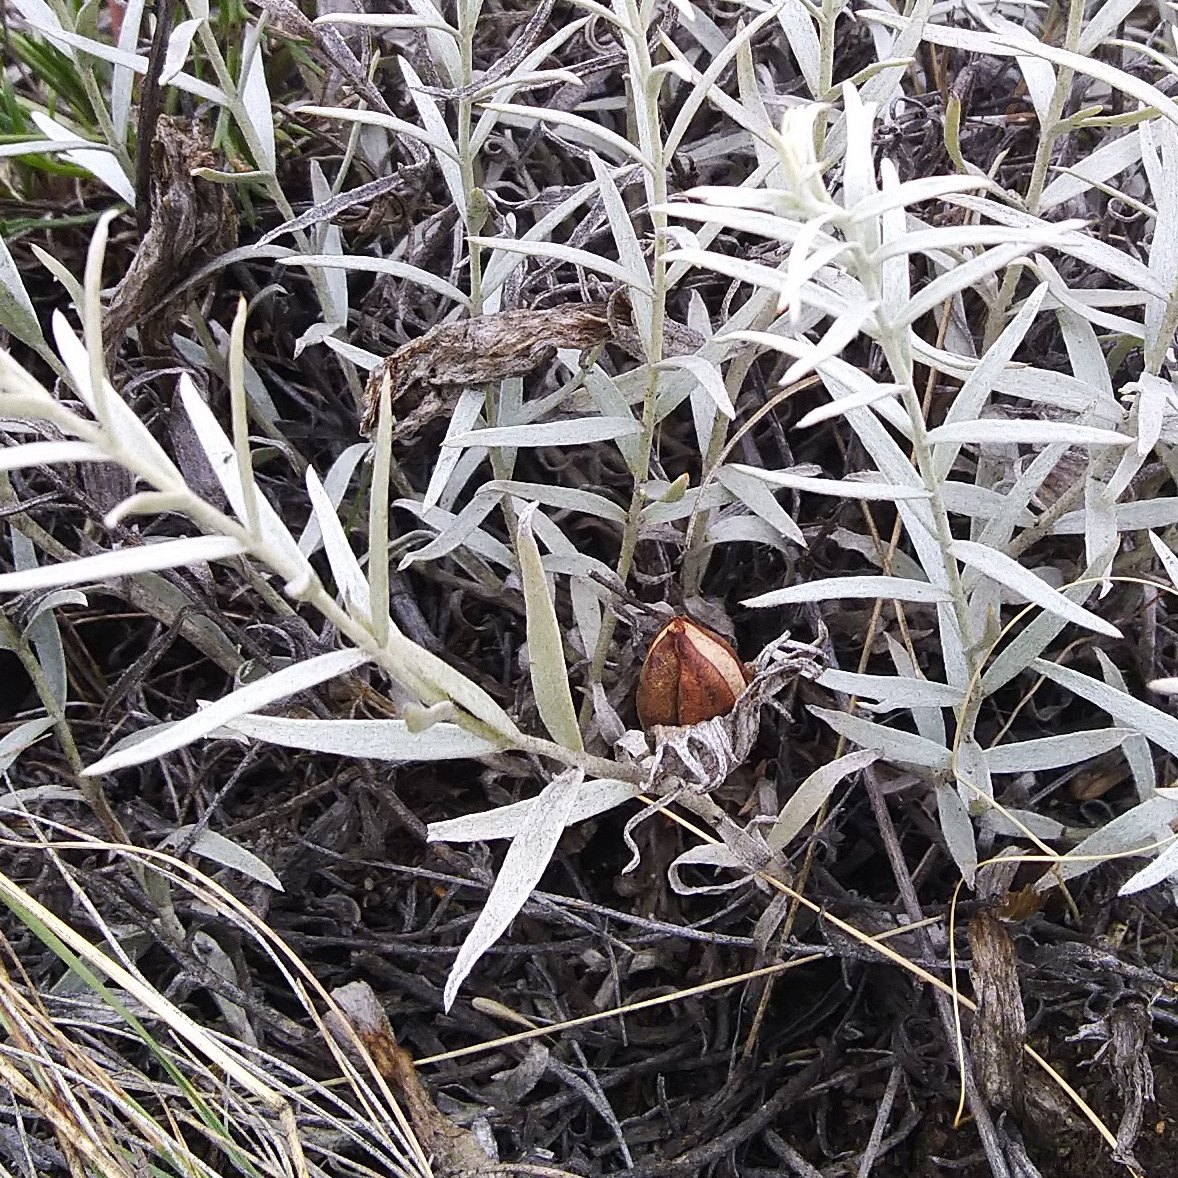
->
[359,301,614,436]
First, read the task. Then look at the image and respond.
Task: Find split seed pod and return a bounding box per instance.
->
[637,617,752,731]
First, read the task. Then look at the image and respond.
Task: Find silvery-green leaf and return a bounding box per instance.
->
[51,312,180,482]
[1119,837,1178,896]
[29,113,134,202]
[485,481,627,523]
[1051,498,1178,535]
[468,235,649,289]
[979,808,1067,840]
[657,354,732,418]
[236,24,275,170]
[667,843,749,895]
[715,466,805,546]
[985,729,1133,774]
[443,768,584,1009]
[297,442,370,556]
[222,714,500,761]
[0,441,107,472]
[882,633,947,745]
[0,535,244,593]
[1032,658,1178,757]
[430,779,641,843]
[658,247,792,298]
[10,0,74,58]
[279,254,467,306]
[400,56,466,219]
[1077,0,1140,55]
[445,417,641,449]
[305,467,369,617]
[481,103,652,168]
[794,381,904,428]
[1131,373,1170,456]
[179,376,312,590]
[161,17,202,84]
[308,161,347,326]
[725,463,928,501]
[809,707,952,769]
[423,388,486,511]
[817,668,963,708]
[896,241,1070,331]
[946,193,1164,295]
[384,628,522,742]
[938,481,1034,526]
[952,539,1121,638]
[1037,795,1178,889]
[158,826,282,890]
[399,495,502,568]
[1040,128,1141,211]
[932,283,1048,481]
[775,0,820,94]
[0,716,56,774]
[515,504,582,752]
[83,649,369,775]
[767,750,878,851]
[396,500,514,569]
[0,232,45,350]
[745,575,949,609]
[590,152,651,347]
[980,556,1108,694]
[937,782,977,886]
[1094,650,1155,801]
[955,734,992,809]
[925,420,1130,448]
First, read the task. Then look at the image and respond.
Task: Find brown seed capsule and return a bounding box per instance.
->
[636,616,752,730]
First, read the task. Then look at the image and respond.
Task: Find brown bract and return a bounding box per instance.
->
[636,616,751,731]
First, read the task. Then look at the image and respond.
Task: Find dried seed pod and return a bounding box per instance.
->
[636,617,752,730]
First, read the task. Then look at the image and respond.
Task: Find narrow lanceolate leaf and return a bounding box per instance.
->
[1032,658,1178,758]
[0,232,45,349]
[924,420,1131,448]
[223,714,501,761]
[82,649,369,775]
[1037,795,1178,890]
[428,778,640,843]
[305,467,370,617]
[809,707,952,769]
[516,504,582,751]
[445,418,641,448]
[952,539,1122,638]
[767,750,879,851]
[0,535,244,593]
[0,441,107,472]
[817,668,963,709]
[443,768,585,1010]
[936,782,977,886]
[985,728,1134,774]
[1119,837,1178,896]
[745,575,950,609]
[157,826,282,891]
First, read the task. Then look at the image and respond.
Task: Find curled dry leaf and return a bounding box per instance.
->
[359,291,708,437]
[359,302,613,436]
[104,116,238,364]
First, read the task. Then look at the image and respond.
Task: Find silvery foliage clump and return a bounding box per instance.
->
[5,0,1178,1010]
